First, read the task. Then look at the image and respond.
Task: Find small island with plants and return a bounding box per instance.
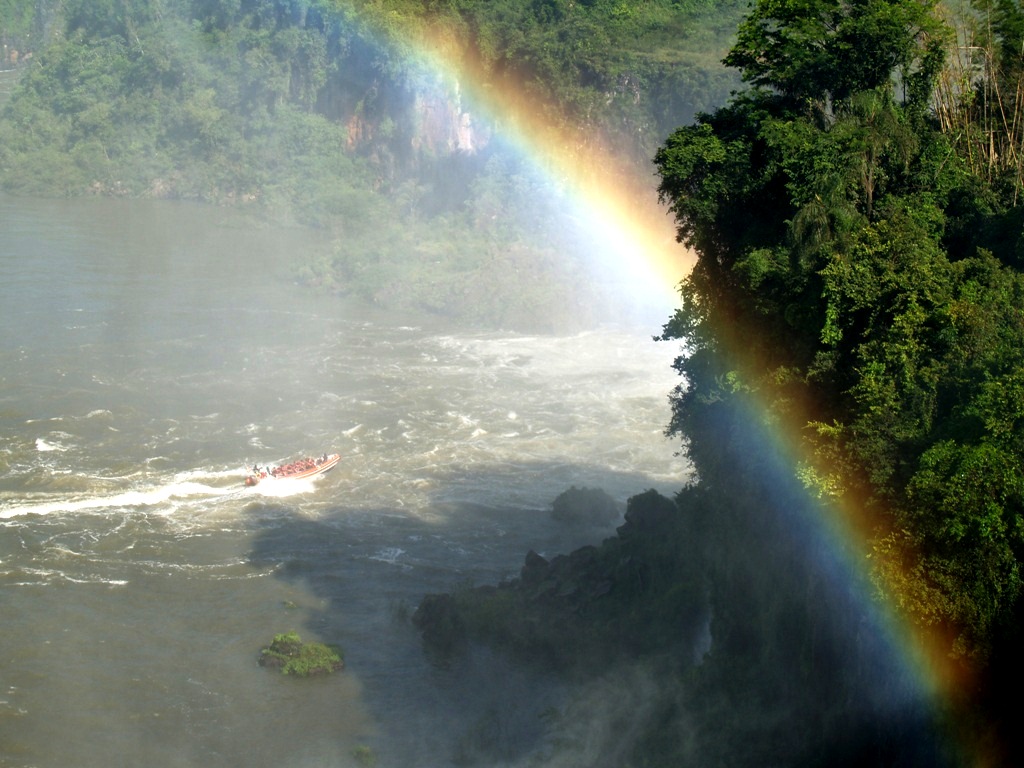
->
[258,631,344,677]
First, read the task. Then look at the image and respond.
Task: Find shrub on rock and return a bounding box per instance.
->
[259,631,344,677]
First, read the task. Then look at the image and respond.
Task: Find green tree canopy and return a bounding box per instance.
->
[656,0,1024,677]
[725,0,949,107]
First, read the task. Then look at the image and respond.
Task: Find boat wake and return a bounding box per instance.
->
[0,463,337,519]
[246,477,319,498]
[0,474,244,520]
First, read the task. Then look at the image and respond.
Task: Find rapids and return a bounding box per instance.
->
[0,193,686,767]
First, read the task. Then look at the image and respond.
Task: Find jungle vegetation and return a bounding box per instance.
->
[258,631,345,676]
[417,0,1024,758]
[0,0,743,328]
[655,0,1024,760]
[5,0,1024,763]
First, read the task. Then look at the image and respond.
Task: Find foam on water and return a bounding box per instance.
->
[246,476,319,498]
[0,458,346,521]
[1,565,131,589]
[0,194,699,765]
[34,438,65,452]
[0,466,250,519]
[0,484,225,520]
[369,546,407,566]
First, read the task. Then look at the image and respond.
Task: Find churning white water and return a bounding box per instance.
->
[0,193,686,767]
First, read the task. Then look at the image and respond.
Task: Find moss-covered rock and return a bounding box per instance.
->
[258,631,345,677]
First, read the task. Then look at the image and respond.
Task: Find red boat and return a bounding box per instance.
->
[245,453,340,486]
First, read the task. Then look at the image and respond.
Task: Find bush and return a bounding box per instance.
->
[258,631,344,677]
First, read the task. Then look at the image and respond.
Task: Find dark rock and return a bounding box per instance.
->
[520,549,549,586]
[412,593,466,653]
[617,488,679,537]
[258,651,286,669]
[412,489,704,670]
[551,486,622,525]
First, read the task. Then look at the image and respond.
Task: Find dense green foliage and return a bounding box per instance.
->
[0,0,743,328]
[1,0,373,204]
[655,0,1024,758]
[0,0,55,55]
[259,631,345,676]
[14,0,1020,760]
[336,0,744,163]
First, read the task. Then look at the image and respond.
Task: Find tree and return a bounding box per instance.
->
[725,0,948,107]
[656,0,1024,683]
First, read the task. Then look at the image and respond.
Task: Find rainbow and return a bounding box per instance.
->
[334,3,692,314]
[333,2,986,763]
[721,387,980,755]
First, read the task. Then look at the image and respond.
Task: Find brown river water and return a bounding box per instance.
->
[0,193,686,767]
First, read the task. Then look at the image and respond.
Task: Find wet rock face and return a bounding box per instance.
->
[616,488,678,537]
[413,489,708,670]
[412,593,466,653]
[342,76,492,170]
[551,486,622,525]
[520,549,549,587]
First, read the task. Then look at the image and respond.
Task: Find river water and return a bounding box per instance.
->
[0,193,685,767]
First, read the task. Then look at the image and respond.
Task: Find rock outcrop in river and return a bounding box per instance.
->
[413,489,708,670]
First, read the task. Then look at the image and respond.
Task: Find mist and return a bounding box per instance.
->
[1,0,724,332]
[0,1,968,766]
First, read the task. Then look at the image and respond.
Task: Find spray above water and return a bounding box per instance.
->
[324,4,694,318]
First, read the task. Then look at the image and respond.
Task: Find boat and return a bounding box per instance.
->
[245,453,340,486]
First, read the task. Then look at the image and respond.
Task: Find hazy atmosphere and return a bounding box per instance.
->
[0,192,683,766]
[2,1,1023,766]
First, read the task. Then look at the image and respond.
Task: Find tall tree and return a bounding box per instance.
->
[725,0,948,108]
[656,0,1024,735]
